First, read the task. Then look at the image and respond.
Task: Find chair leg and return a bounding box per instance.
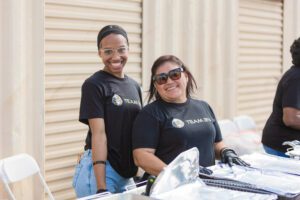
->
[3,183,16,200]
[38,173,55,200]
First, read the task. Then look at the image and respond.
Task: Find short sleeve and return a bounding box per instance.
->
[282,78,300,109]
[79,80,105,125]
[132,111,160,150]
[207,103,222,142]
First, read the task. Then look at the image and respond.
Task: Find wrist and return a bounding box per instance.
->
[93,160,106,166]
[220,147,229,157]
[97,188,108,194]
[220,148,237,163]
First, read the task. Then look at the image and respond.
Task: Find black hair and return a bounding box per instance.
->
[290,37,300,67]
[97,25,129,49]
[148,55,198,103]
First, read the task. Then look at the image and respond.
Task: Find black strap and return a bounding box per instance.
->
[93,160,106,166]
[97,188,108,194]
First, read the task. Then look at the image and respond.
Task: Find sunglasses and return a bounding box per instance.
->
[152,67,184,85]
[100,46,128,56]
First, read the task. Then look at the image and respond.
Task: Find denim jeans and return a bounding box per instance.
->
[263,145,289,158]
[72,149,135,198]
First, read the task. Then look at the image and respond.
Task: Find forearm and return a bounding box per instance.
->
[133,149,167,176]
[138,156,166,176]
[214,141,227,159]
[283,107,300,130]
[92,133,107,190]
[89,118,107,190]
[288,119,300,130]
[286,113,300,129]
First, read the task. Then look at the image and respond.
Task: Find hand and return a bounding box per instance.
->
[96,188,108,194]
[220,148,250,167]
[199,166,213,175]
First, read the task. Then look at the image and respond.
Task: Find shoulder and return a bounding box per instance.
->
[189,99,216,114]
[125,75,140,87]
[190,98,210,107]
[281,66,300,86]
[84,71,106,84]
[125,75,138,83]
[82,71,108,91]
[142,101,161,112]
[291,66,300,80]
[139,101,164,117]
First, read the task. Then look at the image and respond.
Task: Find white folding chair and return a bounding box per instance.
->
[232,115,264,154]
[233,115,257,132]
[0,153,55,200]
[218,119,239,138]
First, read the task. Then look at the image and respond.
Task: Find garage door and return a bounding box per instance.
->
[237,0,283,129]
[45,0,142,199]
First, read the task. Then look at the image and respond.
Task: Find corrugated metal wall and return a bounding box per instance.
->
[45,0,142,199]
[237,0,283,129]
[142,0,240,118]
[43,0,287,199]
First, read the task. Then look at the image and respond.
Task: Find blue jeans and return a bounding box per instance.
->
[263,145,289,158]
[72,149,135,198]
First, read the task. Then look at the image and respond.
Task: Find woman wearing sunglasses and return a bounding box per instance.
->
[132,55,248,178]
[73,25,142,197]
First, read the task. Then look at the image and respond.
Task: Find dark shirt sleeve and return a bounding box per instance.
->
[132,110,160,150]
[282,78,300,109]
[79,80,105,125]
[207,103,223,142]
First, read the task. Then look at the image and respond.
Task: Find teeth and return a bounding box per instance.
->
[166,86,176,91]
[111,62,121,67]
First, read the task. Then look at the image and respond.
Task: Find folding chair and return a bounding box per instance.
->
[232,115,264,154]
[233,115,257,132]
[218,119,239,138]
[0,153,55,200]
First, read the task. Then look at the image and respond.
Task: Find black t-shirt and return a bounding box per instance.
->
[262,66,300,152]
[132,98,222,167]
[79,70,142,178]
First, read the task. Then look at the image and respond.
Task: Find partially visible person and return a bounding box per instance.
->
[132,55,249,177]
[73,25,142,198]
[262,37,300,157]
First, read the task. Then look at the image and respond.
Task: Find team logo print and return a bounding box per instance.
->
[172,118,185,128]
[112,94,123,106]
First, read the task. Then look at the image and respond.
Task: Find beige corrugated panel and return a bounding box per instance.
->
[237,0,283,130]
[142,0,241,118]
[45,0,142,199]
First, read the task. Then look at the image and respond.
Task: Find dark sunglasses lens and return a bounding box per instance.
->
[155,74,168,85]
[169,70,182,80]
